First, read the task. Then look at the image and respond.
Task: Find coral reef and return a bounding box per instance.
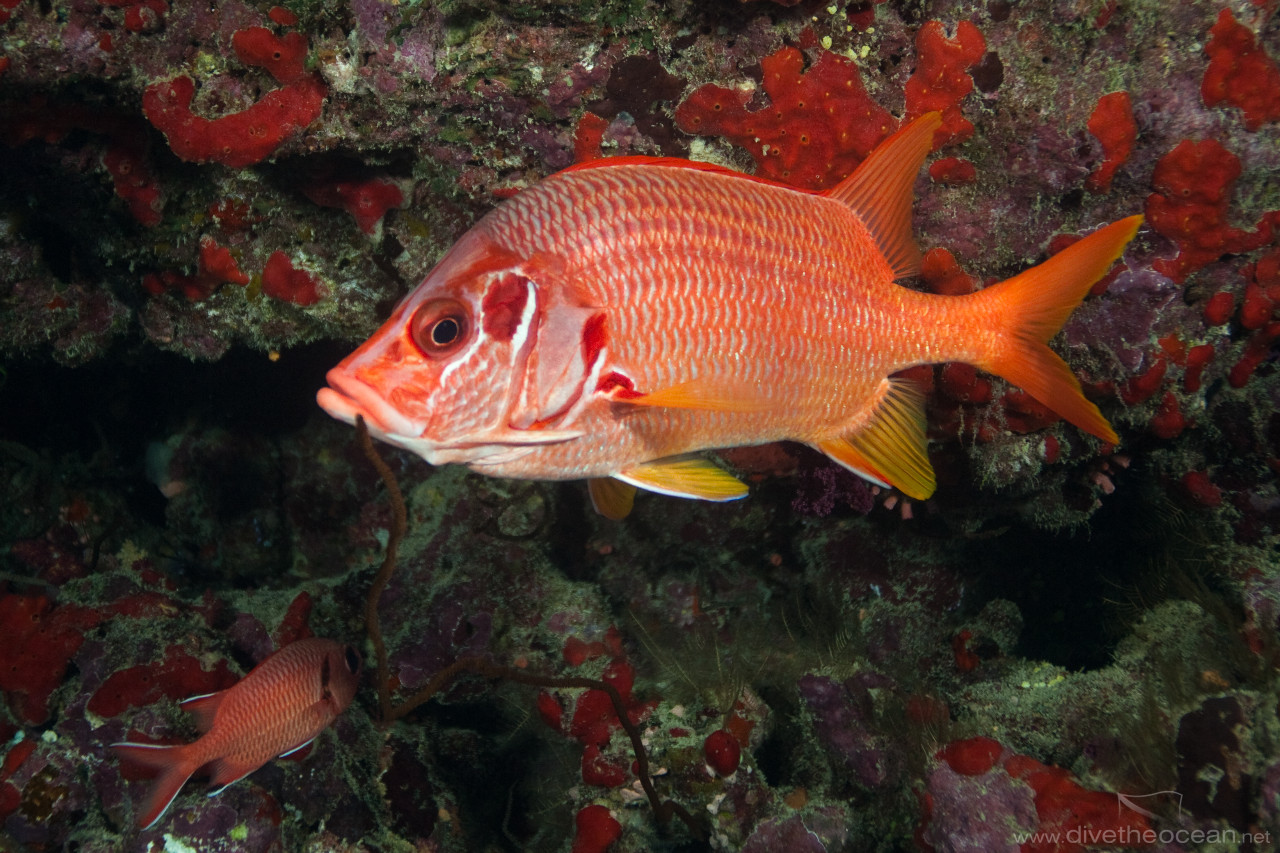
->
[2,0,1279,851]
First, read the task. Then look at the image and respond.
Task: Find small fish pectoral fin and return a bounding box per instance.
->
[588,477,637,520]
[825,112,941,280]
[618,376,771,413]
[179,691,225,734]
[615,455,748,502]
[815,377,936,500]
[207,757,259,793]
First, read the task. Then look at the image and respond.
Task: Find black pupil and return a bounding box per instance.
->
[431,317,460,346]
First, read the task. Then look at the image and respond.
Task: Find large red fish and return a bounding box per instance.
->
[112,637,361,829]
[318,113,1138,518]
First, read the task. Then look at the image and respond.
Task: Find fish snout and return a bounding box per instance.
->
[317,369,414,438]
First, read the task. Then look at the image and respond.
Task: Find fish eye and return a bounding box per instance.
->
[410,298,471,358]
[343,645,362,674]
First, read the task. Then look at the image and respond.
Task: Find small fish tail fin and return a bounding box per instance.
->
[973,216,1142,445]
[112,741,198,829]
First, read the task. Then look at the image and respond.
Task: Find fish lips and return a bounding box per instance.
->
[317,370,419,441]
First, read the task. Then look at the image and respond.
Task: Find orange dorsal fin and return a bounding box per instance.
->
[180,691,225,734]
[589,477,637,519]
[973,216,1142,446]
[111,741,199,829]
[616,455,748,502]
[618,376,772,413]
[814,377,935,500]
[825,112,941,280]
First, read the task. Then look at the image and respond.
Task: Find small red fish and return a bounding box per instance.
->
[112,637,361,829]
[319,112,1138,518]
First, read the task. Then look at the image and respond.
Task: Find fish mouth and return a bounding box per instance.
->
[316,370,418,440]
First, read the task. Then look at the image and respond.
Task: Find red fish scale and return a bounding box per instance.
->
[476,164,946,478]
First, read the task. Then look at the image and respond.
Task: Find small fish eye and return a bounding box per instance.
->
[343,646,362,673]
[410,298,470,358]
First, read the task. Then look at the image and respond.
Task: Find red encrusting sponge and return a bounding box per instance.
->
[1202,8,1280,131]
[1084,91,1136,193]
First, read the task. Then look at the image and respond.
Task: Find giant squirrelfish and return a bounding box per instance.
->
[112,637,361,828]
[318,113,1138,518]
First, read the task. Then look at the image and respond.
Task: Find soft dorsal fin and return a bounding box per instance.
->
[616,455,748,502]
[180,691,225,734]
[825,112,941,280]
[589,477,637,519]
[813,377,935,500]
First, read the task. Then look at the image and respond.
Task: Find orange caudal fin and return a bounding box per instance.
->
[112,741,199,829]
[975,216,1142,445]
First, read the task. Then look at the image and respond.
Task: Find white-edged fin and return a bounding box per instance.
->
[825,112,941,280]
[179,691,225,734]
[279,737,316,758]
[813,377,935,500]
[207,757,257,795]
[589,478,637,519]
[111,741,194,830]
[616,455,748,502]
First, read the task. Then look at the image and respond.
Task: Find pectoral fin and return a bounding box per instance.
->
[814,378,935,500]
[615,455,748,502]
[618,376,771,413]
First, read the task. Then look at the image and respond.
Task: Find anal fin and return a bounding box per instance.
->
[814,378,935,500]
[616,455,748,502]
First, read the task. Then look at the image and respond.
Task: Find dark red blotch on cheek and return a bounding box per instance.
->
[481,274,530,341]
[582,312,607,367]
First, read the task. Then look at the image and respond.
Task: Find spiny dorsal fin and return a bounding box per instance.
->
[825,112,941,280]
[616,455,748,502]
[814,377,935,500]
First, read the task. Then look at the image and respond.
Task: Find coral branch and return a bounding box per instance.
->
[354,416,406,722]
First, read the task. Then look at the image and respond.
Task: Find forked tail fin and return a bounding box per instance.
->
[112,741,198,829]
[971,216,1141,445]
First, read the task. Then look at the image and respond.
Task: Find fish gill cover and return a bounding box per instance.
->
[1,1,1279,851]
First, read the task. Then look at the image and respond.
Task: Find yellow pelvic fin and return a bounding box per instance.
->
[589,477,636,520]
[615,455,749,502]
[814,378,936,500]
